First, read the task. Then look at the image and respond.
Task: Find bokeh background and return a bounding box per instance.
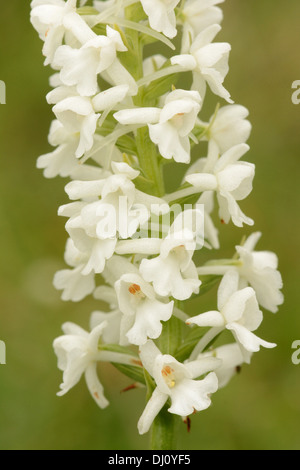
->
[0,0,299,450]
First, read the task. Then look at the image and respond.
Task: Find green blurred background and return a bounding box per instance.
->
[0,0,299,450]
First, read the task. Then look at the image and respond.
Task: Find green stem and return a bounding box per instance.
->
[189,327,223,361]
[151,407,179,450]
[150,317,182,450]
[135,127,165,197]
[159,316,182,357]
[123,5,165,198]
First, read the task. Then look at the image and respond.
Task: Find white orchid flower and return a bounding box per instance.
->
[188,270,276,360]
[37,117,107,180]
[115,209,204,300]
[115,273,174,346]
[67,219,117,275]
[140,0,181,39]
[236,232,284,313]
[53,321,137,407]
[64,162,150,240]
[201,104,252,154]
[148,90,202,163]
[185,143,255,227]
[30,0,93,65]
[50,97,95,158]
[180,0,224,53]
[114,89,202,163]
[31,0,283,439]
[140,229,201,301]
[57,200,117,278]
[138,340,219,434]
[196,232,284,313]
[55,162,153,279]
[171,24,232,103]
[53,238,96,302]
[52,85,129,157]
[136,209,203,301]
[53,26,136,97]
[37,120,79,178]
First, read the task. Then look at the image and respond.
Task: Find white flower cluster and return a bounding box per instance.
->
[31,0,284,437]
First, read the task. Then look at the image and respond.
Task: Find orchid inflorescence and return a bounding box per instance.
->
[31,0,284,445]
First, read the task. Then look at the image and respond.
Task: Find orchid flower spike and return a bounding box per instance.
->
[31,0,283,444]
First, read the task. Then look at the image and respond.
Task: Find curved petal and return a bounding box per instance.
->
[168,372,218,416]
[214,143,250,173]
[227,322,277,353]
[88,322,107,351]
[222,286,261,326]
[126,299,174,346]
[53,266,95,302]
[217,270,239,311]
[76,112,100,157]
[85,363,109,408]
[65,179,105,200]
[185,173,218,191]
[114,107,160,125]
[138,388,168,435]
[217,190,254,227]
[187,310,224,328]
[139,340,161,376]
[217,163,255,197]
[242,232,262,252]
[171,54,197,70]
[191,24,222,51]
[92,85,129,112]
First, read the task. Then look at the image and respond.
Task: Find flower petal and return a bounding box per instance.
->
[114,107,161,125]
[85,363,109,408]
[217,270,239,311]
[227,322,277,354]
[187,310,225,328]
[168,372,218,416]
[138,388,168,435]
